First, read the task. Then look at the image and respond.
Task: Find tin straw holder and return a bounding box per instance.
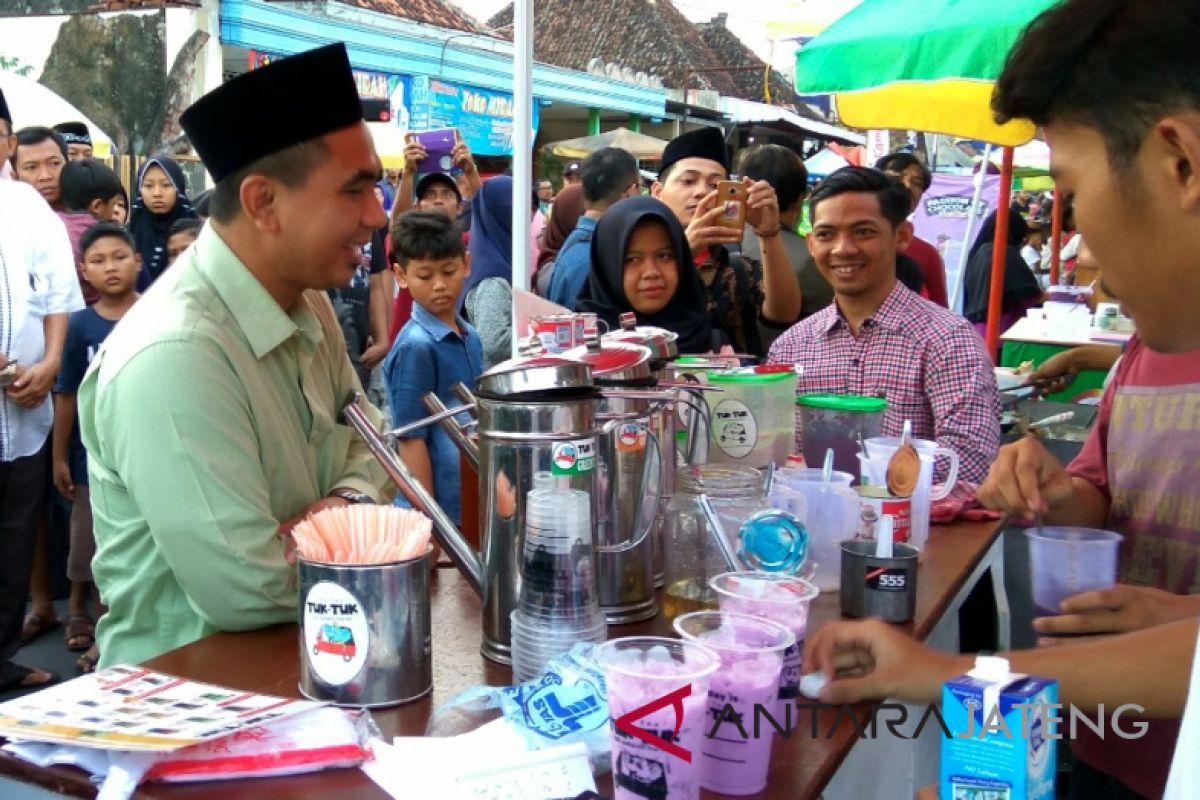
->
[298,547,432,707]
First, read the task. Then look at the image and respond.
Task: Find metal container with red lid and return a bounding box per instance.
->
[564,341,654,386]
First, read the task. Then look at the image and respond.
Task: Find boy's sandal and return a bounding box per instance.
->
[20,612,60,645]
[76,647,99,674]
[65,614,95,652]
[0,663,58,693]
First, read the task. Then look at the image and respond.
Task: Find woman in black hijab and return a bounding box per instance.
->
[579,196,715,353]
[962,207,1043,337]
[127,154,198,290]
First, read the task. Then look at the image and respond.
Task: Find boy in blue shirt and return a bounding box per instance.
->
[384,211,483,532]
[52,222,141,672]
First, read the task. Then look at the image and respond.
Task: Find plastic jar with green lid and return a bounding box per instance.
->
[795,394,888,478]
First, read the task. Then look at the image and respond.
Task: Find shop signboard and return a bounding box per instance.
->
[409,75,539,157]
[912,172,1001,310]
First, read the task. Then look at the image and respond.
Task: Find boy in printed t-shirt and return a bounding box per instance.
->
[384,211,483,547]
[52,222,141,672]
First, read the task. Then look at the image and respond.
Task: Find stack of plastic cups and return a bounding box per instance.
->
[709,572,818,717]
[673,611,794,796]
[511,483,607,682]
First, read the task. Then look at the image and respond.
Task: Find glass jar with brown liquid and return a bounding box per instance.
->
[661,465,765,621]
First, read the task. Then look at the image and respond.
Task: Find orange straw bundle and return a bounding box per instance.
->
[292,505,433,565]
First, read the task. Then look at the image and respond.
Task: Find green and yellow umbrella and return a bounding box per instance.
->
[794,0,1060,354]
[794,0,1056,146]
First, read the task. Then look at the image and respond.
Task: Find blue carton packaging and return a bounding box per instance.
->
[939,656,1057,800]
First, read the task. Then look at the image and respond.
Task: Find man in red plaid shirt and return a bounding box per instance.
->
[767,166,1000,483]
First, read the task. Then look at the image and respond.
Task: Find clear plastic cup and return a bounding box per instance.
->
[1026,527,1123,616]
[770,468,859,592]
[511,608,606,682]
[595,636,720,800]
[708,572,818,710]
[672,611,794,796]
[521,488,598,621]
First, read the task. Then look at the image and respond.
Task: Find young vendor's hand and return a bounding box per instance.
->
[744,178,780,236]
[805,619,967,705]
[1033,585,1200,645]
[6,360,56,408]
[1027,350,1079,397]
[976,436,1074,519]
[685,190,747,255]
[53,459,75,502]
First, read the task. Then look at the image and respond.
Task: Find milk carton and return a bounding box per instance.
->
[939,656,1057,800]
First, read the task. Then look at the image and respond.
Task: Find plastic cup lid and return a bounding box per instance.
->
[709,370,795,384]
[796,393,888,412]
[736,509,809,573]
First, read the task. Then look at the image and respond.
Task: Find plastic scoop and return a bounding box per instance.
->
[874,515,894,559]
[885,420,920,497]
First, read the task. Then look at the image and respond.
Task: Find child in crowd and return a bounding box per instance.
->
[578,195,716,353]
[166,217,202,266]
[57,158,126,305]
[52,222,141,672]
[127,155,198,289]
[384,211,483,539]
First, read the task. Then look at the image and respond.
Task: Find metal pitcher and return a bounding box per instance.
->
[345,355,600,665]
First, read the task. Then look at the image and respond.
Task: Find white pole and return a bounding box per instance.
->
[511,0,534,359]
[949,142,992,315]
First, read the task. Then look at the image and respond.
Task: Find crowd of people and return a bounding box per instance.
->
[1,0,1199,796]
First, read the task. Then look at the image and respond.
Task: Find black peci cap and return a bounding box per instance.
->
[53,121,91,147]
[180,43,362,183]
[659,126,729,176]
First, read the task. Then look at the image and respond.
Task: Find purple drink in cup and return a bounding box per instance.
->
[709,572,818,712]
[595,637,720,800]
[673,611,794,796]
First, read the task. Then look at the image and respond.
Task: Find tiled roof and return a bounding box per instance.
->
[271,0,480,33]
[489,0,743,96]
[695,14,799,106]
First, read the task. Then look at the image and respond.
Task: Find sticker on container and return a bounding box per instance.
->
[551,438,596,476]
[303,581,369,686]
[712,399,758,459]
[616,420,649,453]
[865,566,909,592]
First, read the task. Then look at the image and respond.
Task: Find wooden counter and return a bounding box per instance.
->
[0,520,1003,800]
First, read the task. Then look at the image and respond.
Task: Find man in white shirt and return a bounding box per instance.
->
[805,2,1200,797]
[0,89,84,689]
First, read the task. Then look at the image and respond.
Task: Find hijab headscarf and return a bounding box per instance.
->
[537,183,585,269]
[579,196,713,354]
[127,154,197,289]
[464,176,514,298]
[968,207,1028,261]
[963,208,1039,323]
[375,179,394,213]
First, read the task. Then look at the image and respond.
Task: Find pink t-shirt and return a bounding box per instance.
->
[1066,333,1200,797]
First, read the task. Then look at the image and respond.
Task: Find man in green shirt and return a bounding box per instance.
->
[79,44,392,667]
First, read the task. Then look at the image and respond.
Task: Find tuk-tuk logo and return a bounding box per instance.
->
[303,582,369,686]
[553,443,578,471]
[314,624,356,661]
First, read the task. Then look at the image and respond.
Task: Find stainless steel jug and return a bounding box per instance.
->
[343,355,599,665]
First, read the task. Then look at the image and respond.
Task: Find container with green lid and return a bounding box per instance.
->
[706,369,799,468]
[795,394,887,480]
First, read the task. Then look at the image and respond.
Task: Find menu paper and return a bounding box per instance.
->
[0,665,323,752]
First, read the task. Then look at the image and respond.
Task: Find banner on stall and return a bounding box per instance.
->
[248,50,411,131]
[912,173,1001,310]
[408,76,539,157]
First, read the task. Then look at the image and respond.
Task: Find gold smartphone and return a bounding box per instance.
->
[715,180,748,229]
